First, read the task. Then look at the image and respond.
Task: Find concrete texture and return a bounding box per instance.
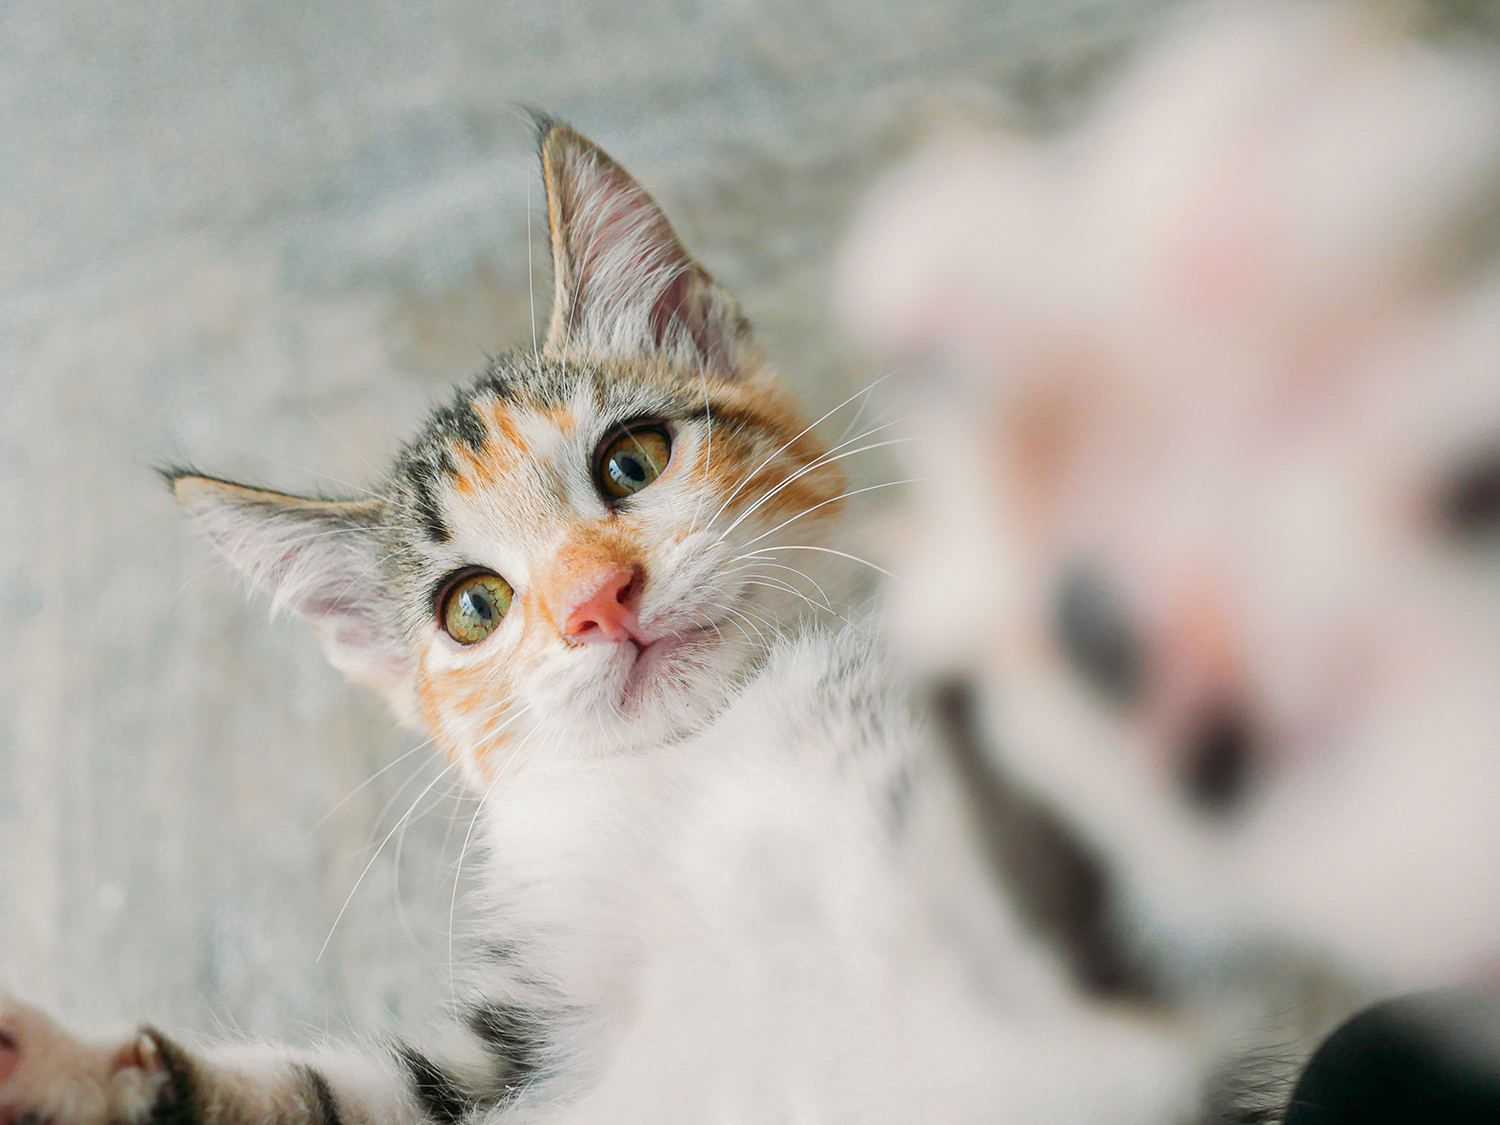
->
[0,0,1184,1042]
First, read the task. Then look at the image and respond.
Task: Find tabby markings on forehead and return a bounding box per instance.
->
[430,399,489,457]
[395,449,458,545]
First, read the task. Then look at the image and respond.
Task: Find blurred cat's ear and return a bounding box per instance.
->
[537,119,759,379]
[170,473,418,724]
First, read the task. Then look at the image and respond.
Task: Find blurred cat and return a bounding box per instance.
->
[840,0,1500,1023]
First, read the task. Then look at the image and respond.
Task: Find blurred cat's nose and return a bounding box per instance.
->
[563,566,644,644]
[1056,559,1258,810]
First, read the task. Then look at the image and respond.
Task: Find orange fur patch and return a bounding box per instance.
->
[688,395,845,533]
[447,402,534,494]
[415,647,523,780]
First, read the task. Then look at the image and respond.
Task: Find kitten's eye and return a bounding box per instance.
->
[440,570,513,645]
[1439,451,1500,544]
[595,425,671,501]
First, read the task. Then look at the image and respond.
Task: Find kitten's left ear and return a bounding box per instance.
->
[539,120,760,379]
[170,473,419,724]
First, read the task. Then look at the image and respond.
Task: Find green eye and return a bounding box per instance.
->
[440,570,513,645]
[596,426,671,500]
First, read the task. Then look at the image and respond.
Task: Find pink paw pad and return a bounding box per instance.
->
[113,1034,160,1075]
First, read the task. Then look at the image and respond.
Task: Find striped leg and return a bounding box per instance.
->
[0,994,535,1125]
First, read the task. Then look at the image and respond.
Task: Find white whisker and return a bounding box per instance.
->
[738,544,907,584]
[713,434,919,545]
[735,478,926,553]
[213,439,385,500]
[310,733,445,832]
[308,409,396,488]
[318,756,462,963]
[702,370,899,533]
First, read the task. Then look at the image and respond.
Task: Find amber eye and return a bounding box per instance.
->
[595,425,671,501]
[440,571,513,645]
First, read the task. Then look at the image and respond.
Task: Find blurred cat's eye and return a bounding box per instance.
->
[440,570,513,645]
[1053,562,1142,705]
[595,425,671,501]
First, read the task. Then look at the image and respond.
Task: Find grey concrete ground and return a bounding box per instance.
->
[0,0,1183,1042]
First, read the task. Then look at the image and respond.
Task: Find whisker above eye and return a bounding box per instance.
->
[307,409,399,490]
[705,418,904,542]
[712,434,923,545]
[212,438,387,500]
[702,369,900,533]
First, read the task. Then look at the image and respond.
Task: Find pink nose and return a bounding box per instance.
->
[563,567,643,644]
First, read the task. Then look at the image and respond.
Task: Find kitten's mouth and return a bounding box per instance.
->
[617,623,721,711]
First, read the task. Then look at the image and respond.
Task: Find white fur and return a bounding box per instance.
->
[454,625,1201,1123]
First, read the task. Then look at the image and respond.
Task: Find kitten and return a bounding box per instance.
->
[838,0,1500,1109]
[0,123,1197,1125]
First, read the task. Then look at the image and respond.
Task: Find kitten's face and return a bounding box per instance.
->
[383,354,839,776]
[841,3,1500,987]
[174,124,844,784]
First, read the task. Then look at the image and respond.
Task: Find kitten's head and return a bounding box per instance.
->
[840,2,1500,988]
[173,123,847,783]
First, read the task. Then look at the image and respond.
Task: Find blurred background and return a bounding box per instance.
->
[0,0,1193,1040]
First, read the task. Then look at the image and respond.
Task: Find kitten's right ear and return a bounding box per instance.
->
[537,118,760,379]
[170,473,418,724]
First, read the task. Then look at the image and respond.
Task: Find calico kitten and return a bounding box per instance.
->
[0,123,1198,1124]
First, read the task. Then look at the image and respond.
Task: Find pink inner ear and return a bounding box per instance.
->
[650,266,737,371]
[651,268,693,348]
[565,156,678,311]
[553,138,747,376]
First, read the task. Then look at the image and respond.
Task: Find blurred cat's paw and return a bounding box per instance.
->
[0,994,168,1125]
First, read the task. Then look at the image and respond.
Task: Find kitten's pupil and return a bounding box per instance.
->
[1182,706,1255,814]
[465,589,495,622]
[612,455,646,486]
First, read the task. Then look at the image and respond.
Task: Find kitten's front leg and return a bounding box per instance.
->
[0,994,429,1125]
